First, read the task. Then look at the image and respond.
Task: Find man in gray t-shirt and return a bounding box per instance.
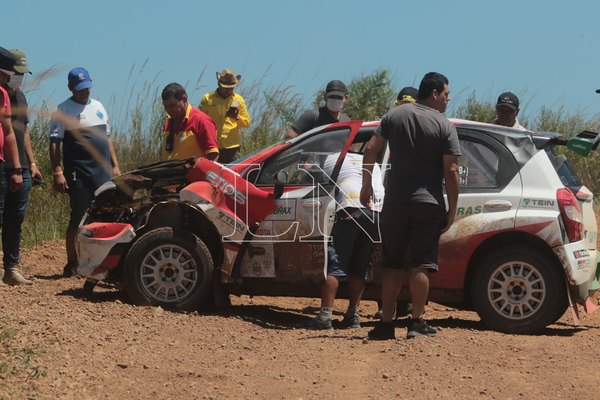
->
[361,72,461,340]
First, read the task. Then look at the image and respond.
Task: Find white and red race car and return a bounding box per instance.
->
[76,119,599,334]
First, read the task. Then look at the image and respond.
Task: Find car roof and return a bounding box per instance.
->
[360,119,543,168]
[295,118,557,168]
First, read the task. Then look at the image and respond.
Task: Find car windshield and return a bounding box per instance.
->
[545,147,582,188]
[227,142,283,166]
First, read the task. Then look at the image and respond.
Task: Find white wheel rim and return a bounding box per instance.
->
[487,261,546,320]
[139,244,198,303]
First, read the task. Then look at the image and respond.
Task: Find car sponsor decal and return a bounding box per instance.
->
[572,249,589,259]
[459,165,469,186]
[456,205,482,216]
[216,210,246,232]
[266,199,297,221]
[577,259,591,271]
[205,170,247,205]
[521,198,555,208]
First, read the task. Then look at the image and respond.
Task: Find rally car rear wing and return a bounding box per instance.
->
[536,130,600,156]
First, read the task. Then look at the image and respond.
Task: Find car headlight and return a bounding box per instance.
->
[94,180,117,197]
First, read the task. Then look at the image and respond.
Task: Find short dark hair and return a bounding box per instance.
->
[418,72,449,100]
[161,82,187,101]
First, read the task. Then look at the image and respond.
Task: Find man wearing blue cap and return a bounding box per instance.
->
[49,67,121,277]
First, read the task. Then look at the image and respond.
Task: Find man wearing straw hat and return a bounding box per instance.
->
[200,69,251,164]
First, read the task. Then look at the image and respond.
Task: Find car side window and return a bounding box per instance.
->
[458,139,499,188]
[256,129,350,186]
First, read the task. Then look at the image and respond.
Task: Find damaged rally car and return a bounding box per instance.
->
[77,119,600,334]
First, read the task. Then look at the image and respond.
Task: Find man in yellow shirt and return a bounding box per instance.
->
[200,69,251,163]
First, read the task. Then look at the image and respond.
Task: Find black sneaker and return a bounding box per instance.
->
[367,322,395,340]
[303,316,333,331]
[340,312,361,329]
[62,264,76,278]
[406,318,437,339]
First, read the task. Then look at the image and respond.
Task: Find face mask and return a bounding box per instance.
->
[326,98,344,113]
[7,74,24,89]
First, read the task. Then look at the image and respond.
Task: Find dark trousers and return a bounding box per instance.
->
[0,168,31,268]
[218,147,241,164]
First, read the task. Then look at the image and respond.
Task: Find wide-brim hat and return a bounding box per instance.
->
[217,69,241,88]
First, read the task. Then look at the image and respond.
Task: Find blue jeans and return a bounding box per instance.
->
[0,169,32,267]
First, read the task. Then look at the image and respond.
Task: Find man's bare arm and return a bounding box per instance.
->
[442,154,460,233]
[360,134,386,207]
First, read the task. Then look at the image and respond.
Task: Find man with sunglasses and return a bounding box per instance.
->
[286,80,350,139]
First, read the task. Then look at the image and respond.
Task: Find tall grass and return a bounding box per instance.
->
[20,70,600,247]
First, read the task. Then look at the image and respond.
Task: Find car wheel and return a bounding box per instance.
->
[123,228,213,311]
[471,246,567,334]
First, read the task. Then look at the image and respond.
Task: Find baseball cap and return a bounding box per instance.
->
[496,92,519,110]
[68,67,93,91]
[9,49,31,74]
[396,86,418,104]
[325,80,348,96]
[0,47,17,76]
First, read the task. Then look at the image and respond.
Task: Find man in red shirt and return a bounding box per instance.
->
[161,82,219,161]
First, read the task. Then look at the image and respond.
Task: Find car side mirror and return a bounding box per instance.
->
[273,171,287,199]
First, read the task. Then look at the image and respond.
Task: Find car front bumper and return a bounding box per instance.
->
[76,222,136,281]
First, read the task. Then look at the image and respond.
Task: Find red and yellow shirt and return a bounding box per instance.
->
[161,103,219,160]
[199,92,251,150]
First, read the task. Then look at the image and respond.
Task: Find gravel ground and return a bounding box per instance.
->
[0,239,599,399]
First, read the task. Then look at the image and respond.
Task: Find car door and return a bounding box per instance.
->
[238,121,364,284]
[432,128,523,291]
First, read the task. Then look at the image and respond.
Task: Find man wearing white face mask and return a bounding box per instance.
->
[286,80,350,139]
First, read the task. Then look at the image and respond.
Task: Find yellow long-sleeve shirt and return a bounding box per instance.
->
[199,91,251,150]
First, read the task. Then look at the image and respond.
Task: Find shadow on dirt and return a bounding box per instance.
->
[214,306,589,337]
[51,288,591,337]
[57,283,128,304]
[33,273,66,281]
[214,304,310,330]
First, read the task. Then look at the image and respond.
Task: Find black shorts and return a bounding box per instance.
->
[381,202,446,272]
[327,208,380,278]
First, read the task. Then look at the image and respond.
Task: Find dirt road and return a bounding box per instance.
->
[1,240,600,399]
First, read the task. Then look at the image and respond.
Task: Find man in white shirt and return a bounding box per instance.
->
[305,152,384,330]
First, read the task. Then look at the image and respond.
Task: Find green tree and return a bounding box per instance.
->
[453,91,496,123]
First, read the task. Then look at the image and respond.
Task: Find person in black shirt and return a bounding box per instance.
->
[0,48,33,285]
[286,80,350,139]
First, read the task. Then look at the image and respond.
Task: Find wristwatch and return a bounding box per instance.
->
[10,168,23,176]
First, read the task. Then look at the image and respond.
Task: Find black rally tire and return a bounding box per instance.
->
[471,246,568,334]
[123,227,214,311]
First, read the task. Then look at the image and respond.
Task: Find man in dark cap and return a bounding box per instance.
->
[0,49,43,285]
[0,46,26,285]
[493,92,527,131]
[286,80,350,139]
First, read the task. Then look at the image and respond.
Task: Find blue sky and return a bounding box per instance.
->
[5,0,600,127]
